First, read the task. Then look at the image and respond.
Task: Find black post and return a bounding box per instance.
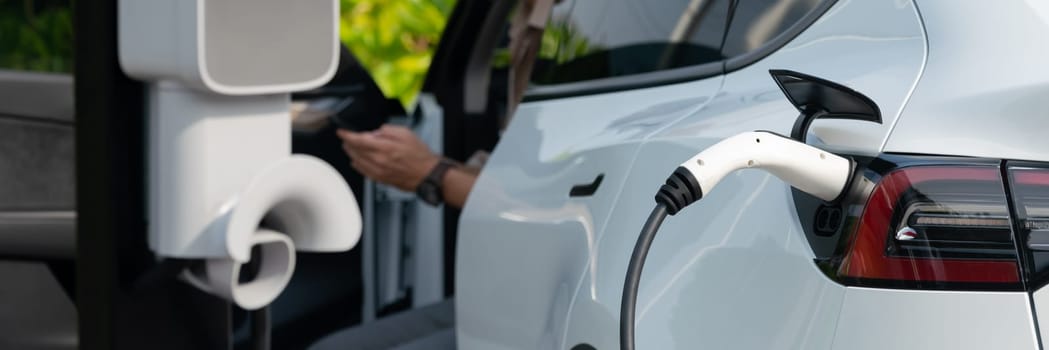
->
[74,1,232,349]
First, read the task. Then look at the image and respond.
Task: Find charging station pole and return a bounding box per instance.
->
[74,1,231,349]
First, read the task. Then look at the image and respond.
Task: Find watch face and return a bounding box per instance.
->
[417,181,441,206]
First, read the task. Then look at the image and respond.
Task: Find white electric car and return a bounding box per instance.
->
[4,0,1049,349]
[455,0,1049,349]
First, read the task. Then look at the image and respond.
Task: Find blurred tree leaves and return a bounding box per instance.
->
[339,0,599,108]
[0,0,74,73]
[492,15,596,69]
[540,16,594,64]
[340,0,457,108]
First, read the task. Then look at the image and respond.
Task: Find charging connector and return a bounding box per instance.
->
[656,131,853,214]
[621,131,854,350]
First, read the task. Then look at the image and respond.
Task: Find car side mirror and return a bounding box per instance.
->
[769,69,882,142]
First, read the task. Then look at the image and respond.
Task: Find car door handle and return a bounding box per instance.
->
[569,174,604,197]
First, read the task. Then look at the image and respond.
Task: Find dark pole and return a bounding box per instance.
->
[74,1,232,348]
[74,0,137,346]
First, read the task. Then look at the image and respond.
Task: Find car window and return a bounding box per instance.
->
[0,0,73,73]
[721,0,824,58]
[530,0,732,85]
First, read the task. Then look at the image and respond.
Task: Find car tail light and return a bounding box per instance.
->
[837,166,1022,289]
[1008,165,1049,285]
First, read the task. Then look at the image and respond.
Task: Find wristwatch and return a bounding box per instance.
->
[416,158,456,206]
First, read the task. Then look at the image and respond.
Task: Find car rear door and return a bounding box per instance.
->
[455,0,732,348]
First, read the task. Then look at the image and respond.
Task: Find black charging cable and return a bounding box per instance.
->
[619,204,668,350]
[620,167,703,350]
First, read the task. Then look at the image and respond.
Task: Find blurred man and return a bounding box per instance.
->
[337,0,553,209]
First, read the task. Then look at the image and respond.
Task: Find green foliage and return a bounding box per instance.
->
[0,1,74,73]
[492,15,598,69]
[540,16,596,64]
[340,0,456,108]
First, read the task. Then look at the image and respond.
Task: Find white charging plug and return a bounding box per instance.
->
[656,131,854,215]
[680,131,853,201]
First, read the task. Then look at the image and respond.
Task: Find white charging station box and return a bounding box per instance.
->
[118,0,359,309]
[118,0,360,261]
[119,0,339,95]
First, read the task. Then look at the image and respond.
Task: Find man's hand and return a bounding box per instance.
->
[336,124,440,192]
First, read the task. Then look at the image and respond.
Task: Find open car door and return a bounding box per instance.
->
[288,0,530,348]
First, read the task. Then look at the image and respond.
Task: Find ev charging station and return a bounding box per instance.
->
[118,0,360,309]
[70,0,467,345]
[73,0,360,348]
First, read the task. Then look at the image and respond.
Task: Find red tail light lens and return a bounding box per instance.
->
[838,166,1021,288]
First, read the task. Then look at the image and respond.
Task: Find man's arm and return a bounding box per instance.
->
[336,125,477,209]
[440,166,477,209]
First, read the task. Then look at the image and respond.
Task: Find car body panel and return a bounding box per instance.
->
[884,0,1049,162]
[659,0,928,157]
[456,77,724,349]
[455,0,969,349]
[559,140,848,349]
[557,1,931,348]
[833,288,1039,350]
[1034,289,1049,344]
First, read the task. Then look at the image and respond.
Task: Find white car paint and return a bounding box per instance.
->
[457,0,1046,349]
[832,288,1039,349]
[884,0,1049,163]
[456,76,724,349]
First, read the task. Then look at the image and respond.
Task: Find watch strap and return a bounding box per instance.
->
[417,158,455,206]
